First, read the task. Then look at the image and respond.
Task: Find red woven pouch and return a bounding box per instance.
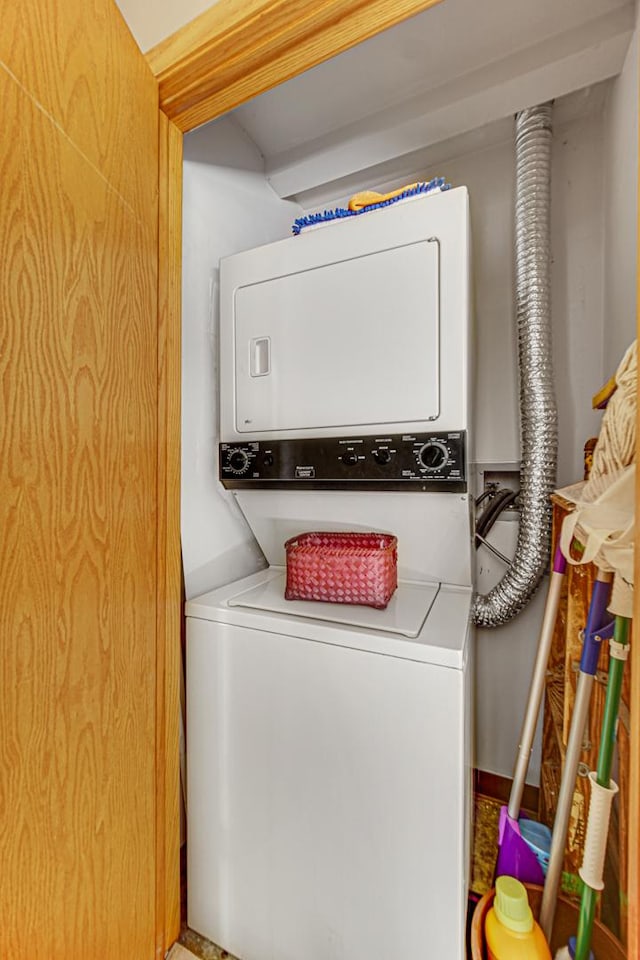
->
[284,532,398,609]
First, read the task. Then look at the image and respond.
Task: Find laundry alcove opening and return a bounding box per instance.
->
[179,0,638,951]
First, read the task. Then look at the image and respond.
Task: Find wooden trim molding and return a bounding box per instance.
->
[156,110,183,953]
[629,92,640,957]
[629,602,639,957]
[147,0,443,132]
[628,37,640,953]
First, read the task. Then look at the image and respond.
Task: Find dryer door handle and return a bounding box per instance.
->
[250,337,271,377]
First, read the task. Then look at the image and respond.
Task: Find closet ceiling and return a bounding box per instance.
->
[220,0,633,202]
[116,0,634,202]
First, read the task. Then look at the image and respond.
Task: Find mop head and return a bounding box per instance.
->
[585,340,636,497]
[558,339,636,616]
[291,177,451,235]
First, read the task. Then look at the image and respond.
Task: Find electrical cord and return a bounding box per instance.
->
[475,532,512,565]
[476,488,518,538]
[474,487,495,509]
[475,487,520,550]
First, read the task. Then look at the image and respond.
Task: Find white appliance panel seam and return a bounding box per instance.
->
[186,616,468,669]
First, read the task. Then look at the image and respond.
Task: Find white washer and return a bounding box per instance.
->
[186,568,472,960]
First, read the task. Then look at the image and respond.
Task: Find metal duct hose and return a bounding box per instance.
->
[472,103,558,627]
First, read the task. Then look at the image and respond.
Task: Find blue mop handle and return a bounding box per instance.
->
[579,576,614,675]
[539,570,613,943]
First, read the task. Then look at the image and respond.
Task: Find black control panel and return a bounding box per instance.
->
[219,431,466,492]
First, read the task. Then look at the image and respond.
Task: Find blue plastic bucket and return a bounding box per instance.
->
[518,818,552,876]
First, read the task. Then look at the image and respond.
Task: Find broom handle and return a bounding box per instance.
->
[539,569,613,942]
[508,546,567,820]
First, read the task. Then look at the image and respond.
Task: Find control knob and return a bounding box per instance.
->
[226,448,251,474]
[418,441,449,471]
[374,448,392,465]
[342,451,358,466]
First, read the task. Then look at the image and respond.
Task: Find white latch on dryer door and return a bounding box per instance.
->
[250,337,271,377]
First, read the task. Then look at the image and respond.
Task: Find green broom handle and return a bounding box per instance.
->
[574,615,630,960]
[596,617,629,780]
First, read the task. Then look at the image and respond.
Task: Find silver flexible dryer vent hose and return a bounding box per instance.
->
[472,103,558,627]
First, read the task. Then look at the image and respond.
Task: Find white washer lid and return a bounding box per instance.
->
[228,571,439,639]
[185,568,471,669]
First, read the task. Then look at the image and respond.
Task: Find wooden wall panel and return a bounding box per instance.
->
[0,0,158,221]
[157,110,183,952]
[0,27,159,960]
[628,36,640,952]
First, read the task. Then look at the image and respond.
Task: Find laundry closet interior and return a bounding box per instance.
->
[172,0,639,956]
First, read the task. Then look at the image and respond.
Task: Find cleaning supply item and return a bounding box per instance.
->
[518,818,552,876]
[291,177,450,234]
[585,340,636,493]
[554,937,594,960]
[547,342,636,958]
[538,569,614,940]
[485,876,552,960]
[348,183,431,210]
[567,616,629,960]
[495,545,566,885]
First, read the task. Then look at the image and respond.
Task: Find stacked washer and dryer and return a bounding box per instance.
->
[186,186,474,959]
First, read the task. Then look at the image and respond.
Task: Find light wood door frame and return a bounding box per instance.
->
[154,5,639,956]
[157,111,184,953]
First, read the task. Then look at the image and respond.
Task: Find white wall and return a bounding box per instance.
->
[114,0,216,51]
[603,24,638,375]
[181,116,302,600]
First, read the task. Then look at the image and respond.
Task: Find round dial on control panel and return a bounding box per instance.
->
[418,441,449,471]
[227,449,251,474]
[374,448,391,465]
[342,451,358,466]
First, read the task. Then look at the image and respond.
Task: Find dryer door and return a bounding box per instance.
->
[233,238,440,433]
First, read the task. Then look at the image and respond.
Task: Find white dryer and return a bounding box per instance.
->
[186,186,473,959]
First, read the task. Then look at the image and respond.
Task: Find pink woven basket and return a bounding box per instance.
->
[284,532,398,609]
